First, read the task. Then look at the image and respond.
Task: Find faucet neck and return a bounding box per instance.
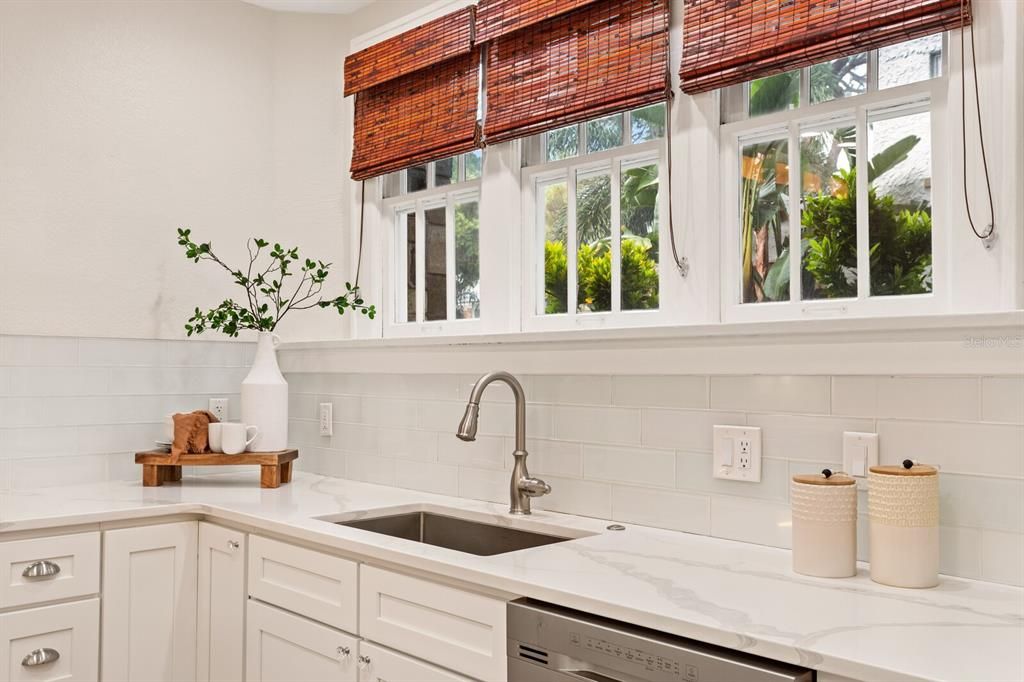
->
[467,371,527,451]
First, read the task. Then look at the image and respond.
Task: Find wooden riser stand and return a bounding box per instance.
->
[135,450,298,489]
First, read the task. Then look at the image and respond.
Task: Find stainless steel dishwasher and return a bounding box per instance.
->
[508,600,813,682]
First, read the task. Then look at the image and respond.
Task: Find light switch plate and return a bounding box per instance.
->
[843,431,879,479]
[319,402,333,437]
[713,425,762,482]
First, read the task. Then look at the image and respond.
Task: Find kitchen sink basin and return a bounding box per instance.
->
[326,509,579,556]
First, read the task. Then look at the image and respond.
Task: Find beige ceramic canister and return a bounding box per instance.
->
[790,470,858,578]
[868,461,940,588]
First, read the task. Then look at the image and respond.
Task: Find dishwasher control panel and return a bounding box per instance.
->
[572,632,685,678]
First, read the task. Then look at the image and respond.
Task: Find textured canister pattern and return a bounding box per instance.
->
[868,470,939,527]
[791,482,858,524]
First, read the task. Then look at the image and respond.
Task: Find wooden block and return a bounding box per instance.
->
[260,465,280,489]
[143,464,162,487]
[280,460,293,483]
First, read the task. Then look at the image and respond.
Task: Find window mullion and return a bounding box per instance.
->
[855,105,870,300]
[415,203,426,322]
[788,122,802,303]
[567,169,579,319]
[868,49,879,93]
[799,67,811,110]
[445,198,456,321]
[611,160,622,312]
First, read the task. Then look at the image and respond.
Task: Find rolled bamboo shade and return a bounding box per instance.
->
[475,0,603,43]
[350,50,481,181]
[344,6,475,96]
[680,0,972,95]
[484,0,670,146]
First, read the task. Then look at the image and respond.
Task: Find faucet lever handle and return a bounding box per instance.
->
[519,477,551,497]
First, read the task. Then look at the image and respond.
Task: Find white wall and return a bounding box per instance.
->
[0,0,357,342]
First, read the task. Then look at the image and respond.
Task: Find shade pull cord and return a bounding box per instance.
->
[665,92,688,278]
[960,0,996,247]
[355,180,366,288]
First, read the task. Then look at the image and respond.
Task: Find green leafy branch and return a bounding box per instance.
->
[177,228,375,337]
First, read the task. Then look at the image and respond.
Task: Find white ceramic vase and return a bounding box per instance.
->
[241,332,288,452]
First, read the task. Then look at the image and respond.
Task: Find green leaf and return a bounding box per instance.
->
[868,135,919,183]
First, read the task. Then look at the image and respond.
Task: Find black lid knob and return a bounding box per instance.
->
[902,459,914,469]
[821,468,833,479]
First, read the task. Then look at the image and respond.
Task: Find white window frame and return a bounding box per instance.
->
[721,42,950,323]
[522,138,685,332]
[382,180,484,338]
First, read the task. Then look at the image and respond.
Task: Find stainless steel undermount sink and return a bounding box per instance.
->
[320,508,584,556]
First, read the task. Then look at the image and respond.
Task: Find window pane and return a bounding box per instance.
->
[464,149,483,180]
[424,206,447,321]
[586,114,623,153]
[879,34,942,89]
[800,126,858,300]
[435,157,455,186]
[455,200,480,319]
[620,163,659,310]
[810,53,867,104]
[546,126,578,161]
[749,71,799,117]
[740,137,790,303]
[402,211,416,322]
[576,170,612,313]
[868,111,933,296]
[631,103,666,143]
[406,165,428,193]
[540,179,569,314]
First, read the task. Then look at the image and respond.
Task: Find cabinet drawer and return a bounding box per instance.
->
[359,566,506,682]
[0,532,100,610]
[358,641,473,682]
[0,599,99,682]
[248,535,358,632]
[246,600,357,682]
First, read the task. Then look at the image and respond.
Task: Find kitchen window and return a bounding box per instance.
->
[521,104,684,331]
[382,152,483,337]
[720,35,947,322]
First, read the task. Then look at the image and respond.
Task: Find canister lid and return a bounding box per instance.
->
[792,473,856,486]
[870,463,938,476]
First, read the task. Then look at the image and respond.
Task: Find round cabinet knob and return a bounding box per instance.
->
[227,540,240,550]
[336,646,350,659]
[357,655,371,670]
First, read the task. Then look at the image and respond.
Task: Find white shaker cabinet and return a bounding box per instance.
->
[101,521,198,682]
[357,641,473,682]
[196,522,246,682]
[0,599,99,682]
[246,600,358,682]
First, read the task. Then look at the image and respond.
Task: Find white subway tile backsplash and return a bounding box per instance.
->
[583,444,675,488]
[980,530,1024,586]
[612,376,707,409]
[939,526,983,580]
[344,452,395,486]
[710,497,792,549]
[710,376,829,414]
[0,336,78,367]
[79,338,164,367]
[438,434,508,470]
[528,439,583,478]
[981,376,1024,423]
[746,414,875,463]
[534,476,612,518]
[832,376,980,421]
[395,459,458,496]
[457,467,508,504]
[939,475,1024,533]
[329,422,378,455]
[611,485,709,534]
[530,375,611,405]
[877,420,1024,478]
[378,428,438,462]
[552,405,641,445]
[642,409,745,451]
[676,452,789,502]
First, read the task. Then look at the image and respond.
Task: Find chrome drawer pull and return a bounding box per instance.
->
[22,648,60,667]
[357,655,371,670]
[227,540,240,550]
[337,646,350,659]
[22,560,61,579]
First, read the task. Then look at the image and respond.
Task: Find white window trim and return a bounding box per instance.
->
[720,71,950,323]
[382,180,484,338]
[521,138,686,332]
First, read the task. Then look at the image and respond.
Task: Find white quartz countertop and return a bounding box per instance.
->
[2,472,1021,682]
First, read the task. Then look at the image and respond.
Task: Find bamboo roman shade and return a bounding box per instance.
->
[346,7,480,180]
[475,0,604,42]
[680,0,973,95]
[483,0,670,145]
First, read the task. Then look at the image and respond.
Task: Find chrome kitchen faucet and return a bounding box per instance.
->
[456,371,551,515]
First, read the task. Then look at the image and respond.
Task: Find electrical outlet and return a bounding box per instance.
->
[319,402,333,437]
[208,398,228,422]
[713,425,762,482]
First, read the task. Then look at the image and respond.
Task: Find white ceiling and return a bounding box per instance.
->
[242,0,375,14]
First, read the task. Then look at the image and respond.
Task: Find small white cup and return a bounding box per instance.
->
[221,423,259,455]
[208,423,224,453]
[162,416,175,442]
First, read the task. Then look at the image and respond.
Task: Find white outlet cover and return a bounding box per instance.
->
[843,431,879,479]
[319,402,333,437]
[713,425,762,482]
[208,398,228,422]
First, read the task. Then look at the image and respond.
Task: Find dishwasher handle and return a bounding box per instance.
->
[561,669,629,682]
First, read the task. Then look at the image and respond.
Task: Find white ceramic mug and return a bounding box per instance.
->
[208,423,224,453]
[221,423,259,455]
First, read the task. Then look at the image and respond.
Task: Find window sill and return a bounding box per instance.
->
[283,310,1022,351]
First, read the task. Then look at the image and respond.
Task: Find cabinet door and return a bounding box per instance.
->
[359,566,506,682]
[101,521,198,682]
[357,642,472,682]
[0,599,99,682]
[246,600,357,682]
[197,523,246,682]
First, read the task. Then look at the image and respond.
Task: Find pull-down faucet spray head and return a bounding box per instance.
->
[456,403,480,442]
